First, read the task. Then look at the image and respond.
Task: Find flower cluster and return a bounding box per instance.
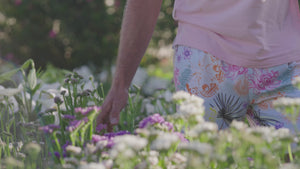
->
[74,106,101,116]
[138,113,174,131]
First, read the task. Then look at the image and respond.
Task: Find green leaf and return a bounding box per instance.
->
[28,68,37,90]
[1,131,13,137]
[0,85,23,96]
[21,59,34,70]
[0,68,20,84]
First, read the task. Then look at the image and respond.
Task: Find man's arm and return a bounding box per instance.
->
[97,0,163,127]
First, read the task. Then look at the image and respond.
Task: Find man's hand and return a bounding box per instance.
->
[96,87,128,131]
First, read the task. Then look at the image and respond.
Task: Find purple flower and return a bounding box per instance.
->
[74,106,101,116]
[92,134,108,143]
[174,132,189,143]
[54,151,60,159]
[96,123,107,133]
[92,134,116,148]
[54,96,63,105]
[162,121,174,132]
[66,117,88,132]
[62,141,71,151]
[106,139,115,148]
[63,114,76,120]
[104,131,131,138]
[92,131,130,149]
[275,122,284,129]
[247,157,254,161]
[138,114,165,129]
[39,124,60,134]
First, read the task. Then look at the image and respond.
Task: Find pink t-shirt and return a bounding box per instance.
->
[173,0,300,68]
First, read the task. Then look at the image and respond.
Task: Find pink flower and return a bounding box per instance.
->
[48,30,57,38]
[15,0,22,6]
[74,106,101,116]
[222,64,248,80]
[249,69,281,93]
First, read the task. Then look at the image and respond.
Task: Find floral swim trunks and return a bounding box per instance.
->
[174,45,300,132]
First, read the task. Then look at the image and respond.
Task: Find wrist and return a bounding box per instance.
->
[111,78,129,94]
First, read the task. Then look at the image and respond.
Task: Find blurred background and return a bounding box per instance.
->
[0,0,299,85]
[0,0,176,73]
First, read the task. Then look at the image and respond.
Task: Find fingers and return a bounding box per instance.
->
[109,107,120,125]
[96,97,120,132]
[109,96,128,125]
[96,90,128,132]
[96,99,112,126]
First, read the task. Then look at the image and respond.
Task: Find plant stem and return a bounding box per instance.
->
[288,144,293,162]
[57,105,65,143]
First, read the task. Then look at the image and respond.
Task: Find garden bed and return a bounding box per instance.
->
[0,60,300,169]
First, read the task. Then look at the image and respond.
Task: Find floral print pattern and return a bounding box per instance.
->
[222,64,248,80]
[249,69,282,94]
[174,45,300,131]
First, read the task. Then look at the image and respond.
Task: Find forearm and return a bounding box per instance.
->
[112,0,163,91]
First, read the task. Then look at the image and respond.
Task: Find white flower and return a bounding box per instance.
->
[170,152,187,164]
[172,91,192,101]
[123,149,135,158]
[247,127,292,143]
[2,95,19,113]
[110,135,147,159]
[102,159,113,169]
[280,163,299,169]
[84,143,97,155]
[60,86,68,95]
[178,142,213,155]
[246,126,275,143]
[151,133,179,150]
[147,151,159,165]
[172,91,205,117]
[114,135,148,151]
[16,152,26,158]
[178,101,205,116]
[38,87,66,112]
[188,122,218,137]
[79,162,105,169]
[273,97,300,106]
[230,120,249,131]
[95,140,108,150]
[64,157,79,165]
[73,65,92,81]
[272,128,292,141]
[66,145,82,155]
[0,84,23,97]
[81,80,97,91]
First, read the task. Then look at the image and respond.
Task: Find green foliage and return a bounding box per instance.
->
[0,0,177,70]
[0,0,126,70]
[152,0,176,47]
